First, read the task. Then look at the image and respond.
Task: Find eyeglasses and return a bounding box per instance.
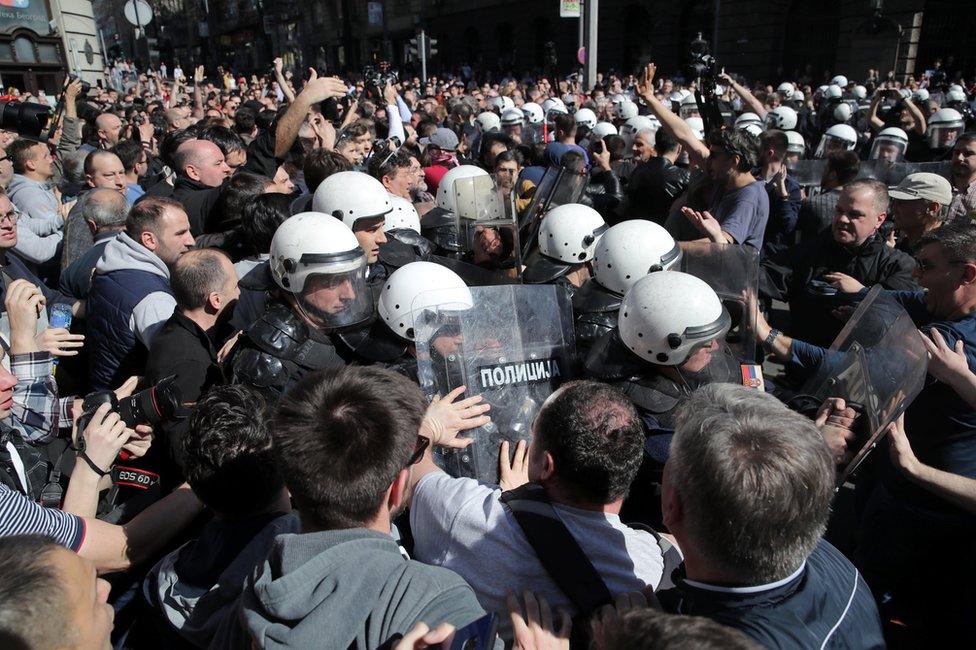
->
[408,435,431,466]
[0,212,17,226]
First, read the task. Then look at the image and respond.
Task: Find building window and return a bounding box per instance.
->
[13,37,36,63]
[37,43,59,64]
[0,44,12,63]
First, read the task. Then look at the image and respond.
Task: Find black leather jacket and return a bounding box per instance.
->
[624,157,691,223]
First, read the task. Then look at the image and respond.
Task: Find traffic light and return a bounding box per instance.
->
[408,36,420,61]
[426,37,438,58]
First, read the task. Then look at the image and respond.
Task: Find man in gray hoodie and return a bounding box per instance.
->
[212,365,490,649]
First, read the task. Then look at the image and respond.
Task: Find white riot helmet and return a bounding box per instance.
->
[949,84,964,95]
[611,94,628,106]
[562,93,577,109]
[734,112,764,131]
[816,85,829,98]
[833,102,853,123]
[620,115,656,147]
[946,88,967,104]
[435,165,490,214]
[899,88,912,100]
[824,84,843,101]
[522,102,544,125]
[679,94,700,119]
[914,88,930,103]
[684,116,705,140]
[868,127,909,163]
[785,130,806,156]
[852,85,867,100]
[475,111,501,132]
[791,89,806,103]
[928,107,965,149]
[765,106,798,130]
[617,99,639,121]
[776,82,795,95]
[492,96,514,113]
[538,203,607,264]
[501,107,525,127]
[542,97,568,115]
[742,124,763,137]
[591,122,618,139]
[618,271,729,366]
[574,108,598,130]
[384,195,421,233]
[591,220,681,296]
[378,261,472,341]
[831,74,849,88]
[312,171,392,230]
[270,212,372,328]
[815,123,858,158]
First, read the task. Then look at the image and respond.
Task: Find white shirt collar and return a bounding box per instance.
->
[683,561,806,595]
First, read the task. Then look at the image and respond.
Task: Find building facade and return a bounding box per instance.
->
[95,0,976,85]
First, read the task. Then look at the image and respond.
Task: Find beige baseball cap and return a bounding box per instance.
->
[888,172,953,205]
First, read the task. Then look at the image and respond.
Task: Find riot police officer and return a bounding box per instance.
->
[573,220,680,353]
[522,203,606,297]
[226,213,371,399]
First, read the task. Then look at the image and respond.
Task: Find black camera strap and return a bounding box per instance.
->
[500,483,613,615]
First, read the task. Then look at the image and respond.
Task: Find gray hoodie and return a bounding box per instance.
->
[210,528,489,649]
[7,174,61,234]
[147,513,300,648]
[93,232,176,347]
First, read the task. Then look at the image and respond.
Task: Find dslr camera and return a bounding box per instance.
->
[685,32,717,89]
[363,63,399,101]
[75,375,183,435]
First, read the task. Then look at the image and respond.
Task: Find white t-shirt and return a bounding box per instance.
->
[411,472,667,637]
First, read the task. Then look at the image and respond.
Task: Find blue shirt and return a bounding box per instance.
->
[659,541,884,649]
[708,181,770,251]
[126,182,146,205]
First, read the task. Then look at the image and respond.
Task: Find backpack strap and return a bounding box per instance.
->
[500,483,613,615]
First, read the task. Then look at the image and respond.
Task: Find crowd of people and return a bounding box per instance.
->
[0,50,973,648]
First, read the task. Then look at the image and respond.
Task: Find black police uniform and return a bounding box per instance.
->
[571,279,622,356]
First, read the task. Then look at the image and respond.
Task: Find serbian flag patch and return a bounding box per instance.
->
[740,364,765,391]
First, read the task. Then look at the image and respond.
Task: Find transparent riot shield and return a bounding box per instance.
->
[881,161,952,187]
[522,123,544,146]
[855,159,890,182]
[789,160,827,188]
[453,175,523,277]
[518,166,588,258]
[800,286,929,485]
[414,284,577,484]
[678,242,759,364]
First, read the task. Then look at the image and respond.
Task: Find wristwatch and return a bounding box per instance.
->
[762,328,781,352]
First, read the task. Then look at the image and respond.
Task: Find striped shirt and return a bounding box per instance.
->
[0,483,85,551]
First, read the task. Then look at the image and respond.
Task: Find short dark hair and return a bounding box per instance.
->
[707,129,759,171]
[234,108,257,135]
[826,150,860,185]
[126,196,184,239]
[918,220,976,262]
[304,149,352,193]
[112,139,145,174]
[593,609,760,650]
[83,149,120,176]
[210,171,272,232]
[272,366,425,530]
[367,147,411,182]
[183,385,283,517]
[0,536,72,648]
[493,148,523,169]
[953,132,976,150]
[760,129,789,161]
[198,124,247,155]
[8,138,41,174]
[159,128,197,169]
[553,112,575,136]
[171,248,231,310]
[241,192,291,256]
[655,128,680,155]
[534,381,644,504]
[603,134,626,161]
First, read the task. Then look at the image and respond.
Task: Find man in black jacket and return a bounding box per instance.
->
[623,129,690,223]
[169,140,232,236]
[763,178,917,346]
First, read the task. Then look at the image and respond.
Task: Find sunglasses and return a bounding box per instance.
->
[408,435,431,466]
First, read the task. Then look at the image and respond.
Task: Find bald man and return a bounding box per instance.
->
[94,113,124,149]
[60,188,128,299]
[61,151,130,269]
[170,139,232,236]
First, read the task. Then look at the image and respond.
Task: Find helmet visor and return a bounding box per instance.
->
[868,137,906,163]
[929,122,964,149]
[294,265,373,329]
[815,135,855,159]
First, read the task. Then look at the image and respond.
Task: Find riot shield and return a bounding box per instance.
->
[855,159,890,182]
[518,166,588,258]
[881,161,952,187]
[678,242,759,363]
[414,284,577,484]
[800,286,928,485]
[789,160,827,188]
[453,175,523,277]
[428,254,517,287]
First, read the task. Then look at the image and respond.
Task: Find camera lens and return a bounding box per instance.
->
[117,376,184,427]
[0,101,51,139]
